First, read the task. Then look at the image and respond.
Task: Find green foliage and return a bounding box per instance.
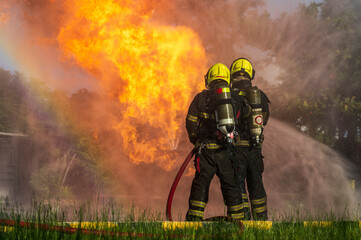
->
[299,2,323,19]
[0,69,28,132]
[273,92,361,147]
[30,150,76,200]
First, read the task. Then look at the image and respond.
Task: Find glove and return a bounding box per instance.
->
[190,136,198,145]
[189,131,199,145]
[189,126,211,145]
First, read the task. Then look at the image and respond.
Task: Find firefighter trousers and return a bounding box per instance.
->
[186,146,244,221]
[235,146,268,220]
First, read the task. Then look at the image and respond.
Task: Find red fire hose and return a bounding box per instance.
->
[166,148,196,221]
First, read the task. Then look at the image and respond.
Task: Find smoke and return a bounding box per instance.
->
[2,0,360,218]
[263,118,358,216]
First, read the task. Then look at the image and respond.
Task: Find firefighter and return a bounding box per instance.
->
[230,57,270,220]
[185,63,244,221]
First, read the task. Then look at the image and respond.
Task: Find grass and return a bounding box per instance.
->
[1,199,361,239]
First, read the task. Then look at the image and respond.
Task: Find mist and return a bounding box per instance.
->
[1,0,360,219]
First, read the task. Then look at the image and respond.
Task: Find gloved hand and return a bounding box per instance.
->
[190,127,208,145]
[190,136,198,145]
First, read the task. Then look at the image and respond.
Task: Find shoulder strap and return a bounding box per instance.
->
[260,89,271,104]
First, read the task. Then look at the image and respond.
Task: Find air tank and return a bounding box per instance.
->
[246,86,263,145]
[214,81,235,142]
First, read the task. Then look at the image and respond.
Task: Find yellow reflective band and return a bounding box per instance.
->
[190,200,206,208]
[188,209,204,217]
[68,222,117,229]
[242,194,248,199]
[243,221,272,229]
[303,221,332,227]
[238,91,246,96]
[199,112,210,119]
[187,114,198,122]
[251,197,267,205]
[235,140,250,146]
[162,221,202,230]
[253,205,267,213]
[206,143,220,149]
[243,202,250,208]
[230,212,244,219]
[228,204,243,212]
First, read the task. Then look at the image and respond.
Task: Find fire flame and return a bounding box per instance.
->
[57,0,206,170]
[0,1,10,26]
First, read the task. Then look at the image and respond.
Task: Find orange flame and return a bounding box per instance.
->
[57,0,206,170]
[0,1,10,26]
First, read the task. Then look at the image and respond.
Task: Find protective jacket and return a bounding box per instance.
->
[232,87,270,220]
[233,89,270,147]
[186,90,222,149]
[185,89,244,221]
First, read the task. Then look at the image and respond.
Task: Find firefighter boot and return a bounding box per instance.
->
[185,200,206,221]
[251,197,268,220]
[227,203,245,220]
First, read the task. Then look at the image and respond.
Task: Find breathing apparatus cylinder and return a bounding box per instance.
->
[246,86,263,146]
[214,81,235,142]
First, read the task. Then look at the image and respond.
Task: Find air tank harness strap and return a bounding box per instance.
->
[196,142,222,150]
[195,143,206,173]
[227,142,239,180]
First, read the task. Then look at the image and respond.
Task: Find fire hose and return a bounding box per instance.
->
[166,148,196,221]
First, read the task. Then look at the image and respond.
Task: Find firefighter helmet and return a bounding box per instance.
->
[230,58,255,80]
[204,63,230,89]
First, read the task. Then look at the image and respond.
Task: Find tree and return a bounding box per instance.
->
[0,69,28,132]
[236,1,361,167]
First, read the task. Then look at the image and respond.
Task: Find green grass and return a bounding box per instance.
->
[1,199,361,239]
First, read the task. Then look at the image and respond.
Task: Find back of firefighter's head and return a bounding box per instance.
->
[230,58,255,89]
[204,63,230,89]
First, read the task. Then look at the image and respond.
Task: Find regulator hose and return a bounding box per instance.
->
[166,148,196,221]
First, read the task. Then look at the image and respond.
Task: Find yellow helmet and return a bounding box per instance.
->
[204,63,230,88]
[230,58,255,80]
